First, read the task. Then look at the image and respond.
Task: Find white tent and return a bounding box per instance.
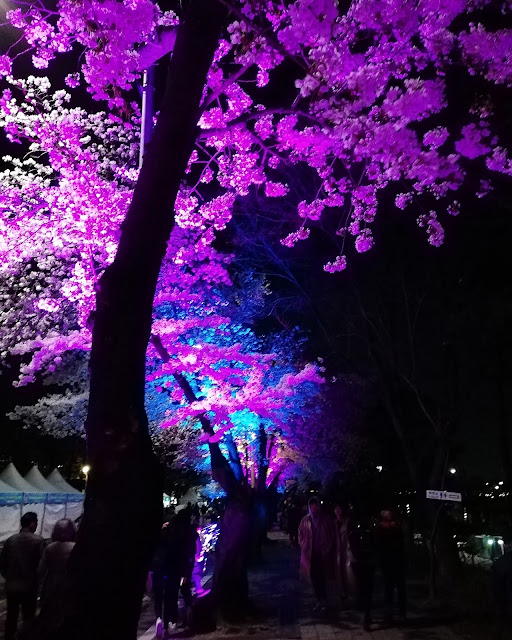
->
[176,487,199,510]
[25,466,70,537]
[0,478,23,543]
[46,468,83,495]
[0,463,47,536]
[46,468,84,523]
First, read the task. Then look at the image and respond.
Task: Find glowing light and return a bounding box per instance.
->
[449,468,456,475]
[376,465,383,472]
[82,465,90,475]
[195,523,220,566]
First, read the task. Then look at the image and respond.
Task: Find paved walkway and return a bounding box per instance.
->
[137,532,460,640]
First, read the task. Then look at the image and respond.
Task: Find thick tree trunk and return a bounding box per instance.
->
[212,490,252,620]
[41,5,226,640]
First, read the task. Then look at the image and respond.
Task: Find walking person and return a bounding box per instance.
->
[152,511,198,636]
[200,503,208,526]
[287,502,301,548]
[334,504,349,601]
[376,509,407,625]
[348,510,376,631]
[37,518,77,635]
[0,512,44,640]
[298,496,336,612]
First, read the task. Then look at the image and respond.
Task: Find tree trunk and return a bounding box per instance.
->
[212,490,252,620]
[42,5,226,639]
[249,426,271,558]
[424,439,460,599]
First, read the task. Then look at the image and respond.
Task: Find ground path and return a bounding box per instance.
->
[136,531,460,640]
[0,532,461,639]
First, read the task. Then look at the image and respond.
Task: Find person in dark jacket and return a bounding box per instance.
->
[492,530,512,623]
[348,510,376,631]
[37,518,77,629]
[152,511,198,636]
[334,504,349,600]
[286,502,301,548]
[376,509,407,624]
[0,512,44,640]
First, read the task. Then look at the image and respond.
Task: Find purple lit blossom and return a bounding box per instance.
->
[355,229,374,253]
[418,211,445,247]
[0,0,511,328]
[0,56,12,78]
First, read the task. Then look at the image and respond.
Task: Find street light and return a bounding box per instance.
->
[449,468,456,475]
[82,465,90,481]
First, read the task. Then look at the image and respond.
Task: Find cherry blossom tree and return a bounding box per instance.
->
[1,0,512,636]
[0,62,324,621]
[2,2,228,637]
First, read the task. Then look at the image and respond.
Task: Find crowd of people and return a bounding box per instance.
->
[286,496,407,631]
[0,503,208,640]
[2,496,511,639]
[0,512,77,640]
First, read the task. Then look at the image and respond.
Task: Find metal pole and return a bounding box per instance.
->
[138,65,155,169]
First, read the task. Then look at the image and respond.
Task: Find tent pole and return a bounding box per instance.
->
[41,496,47,537]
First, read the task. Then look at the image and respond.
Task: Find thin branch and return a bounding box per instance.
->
[400,373,442,437]
[201,62,254,111]
[198,107,323,141]
[216,0,308,71]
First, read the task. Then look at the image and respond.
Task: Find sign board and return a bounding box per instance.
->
[426,489,462,502]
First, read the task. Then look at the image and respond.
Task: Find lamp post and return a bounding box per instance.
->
[82,464,90,488]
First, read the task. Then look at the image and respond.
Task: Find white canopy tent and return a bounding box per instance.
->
[176,487,200,511]
[25,466,71,536]
[0,464,84,541]
[0,478,23,543]
[46,468,84,522]
[0,463,47,536]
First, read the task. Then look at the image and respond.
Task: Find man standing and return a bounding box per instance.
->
[0,512,44,640]
[375,509,407,625]
[298,497,335,612]
[348,510,377,631]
